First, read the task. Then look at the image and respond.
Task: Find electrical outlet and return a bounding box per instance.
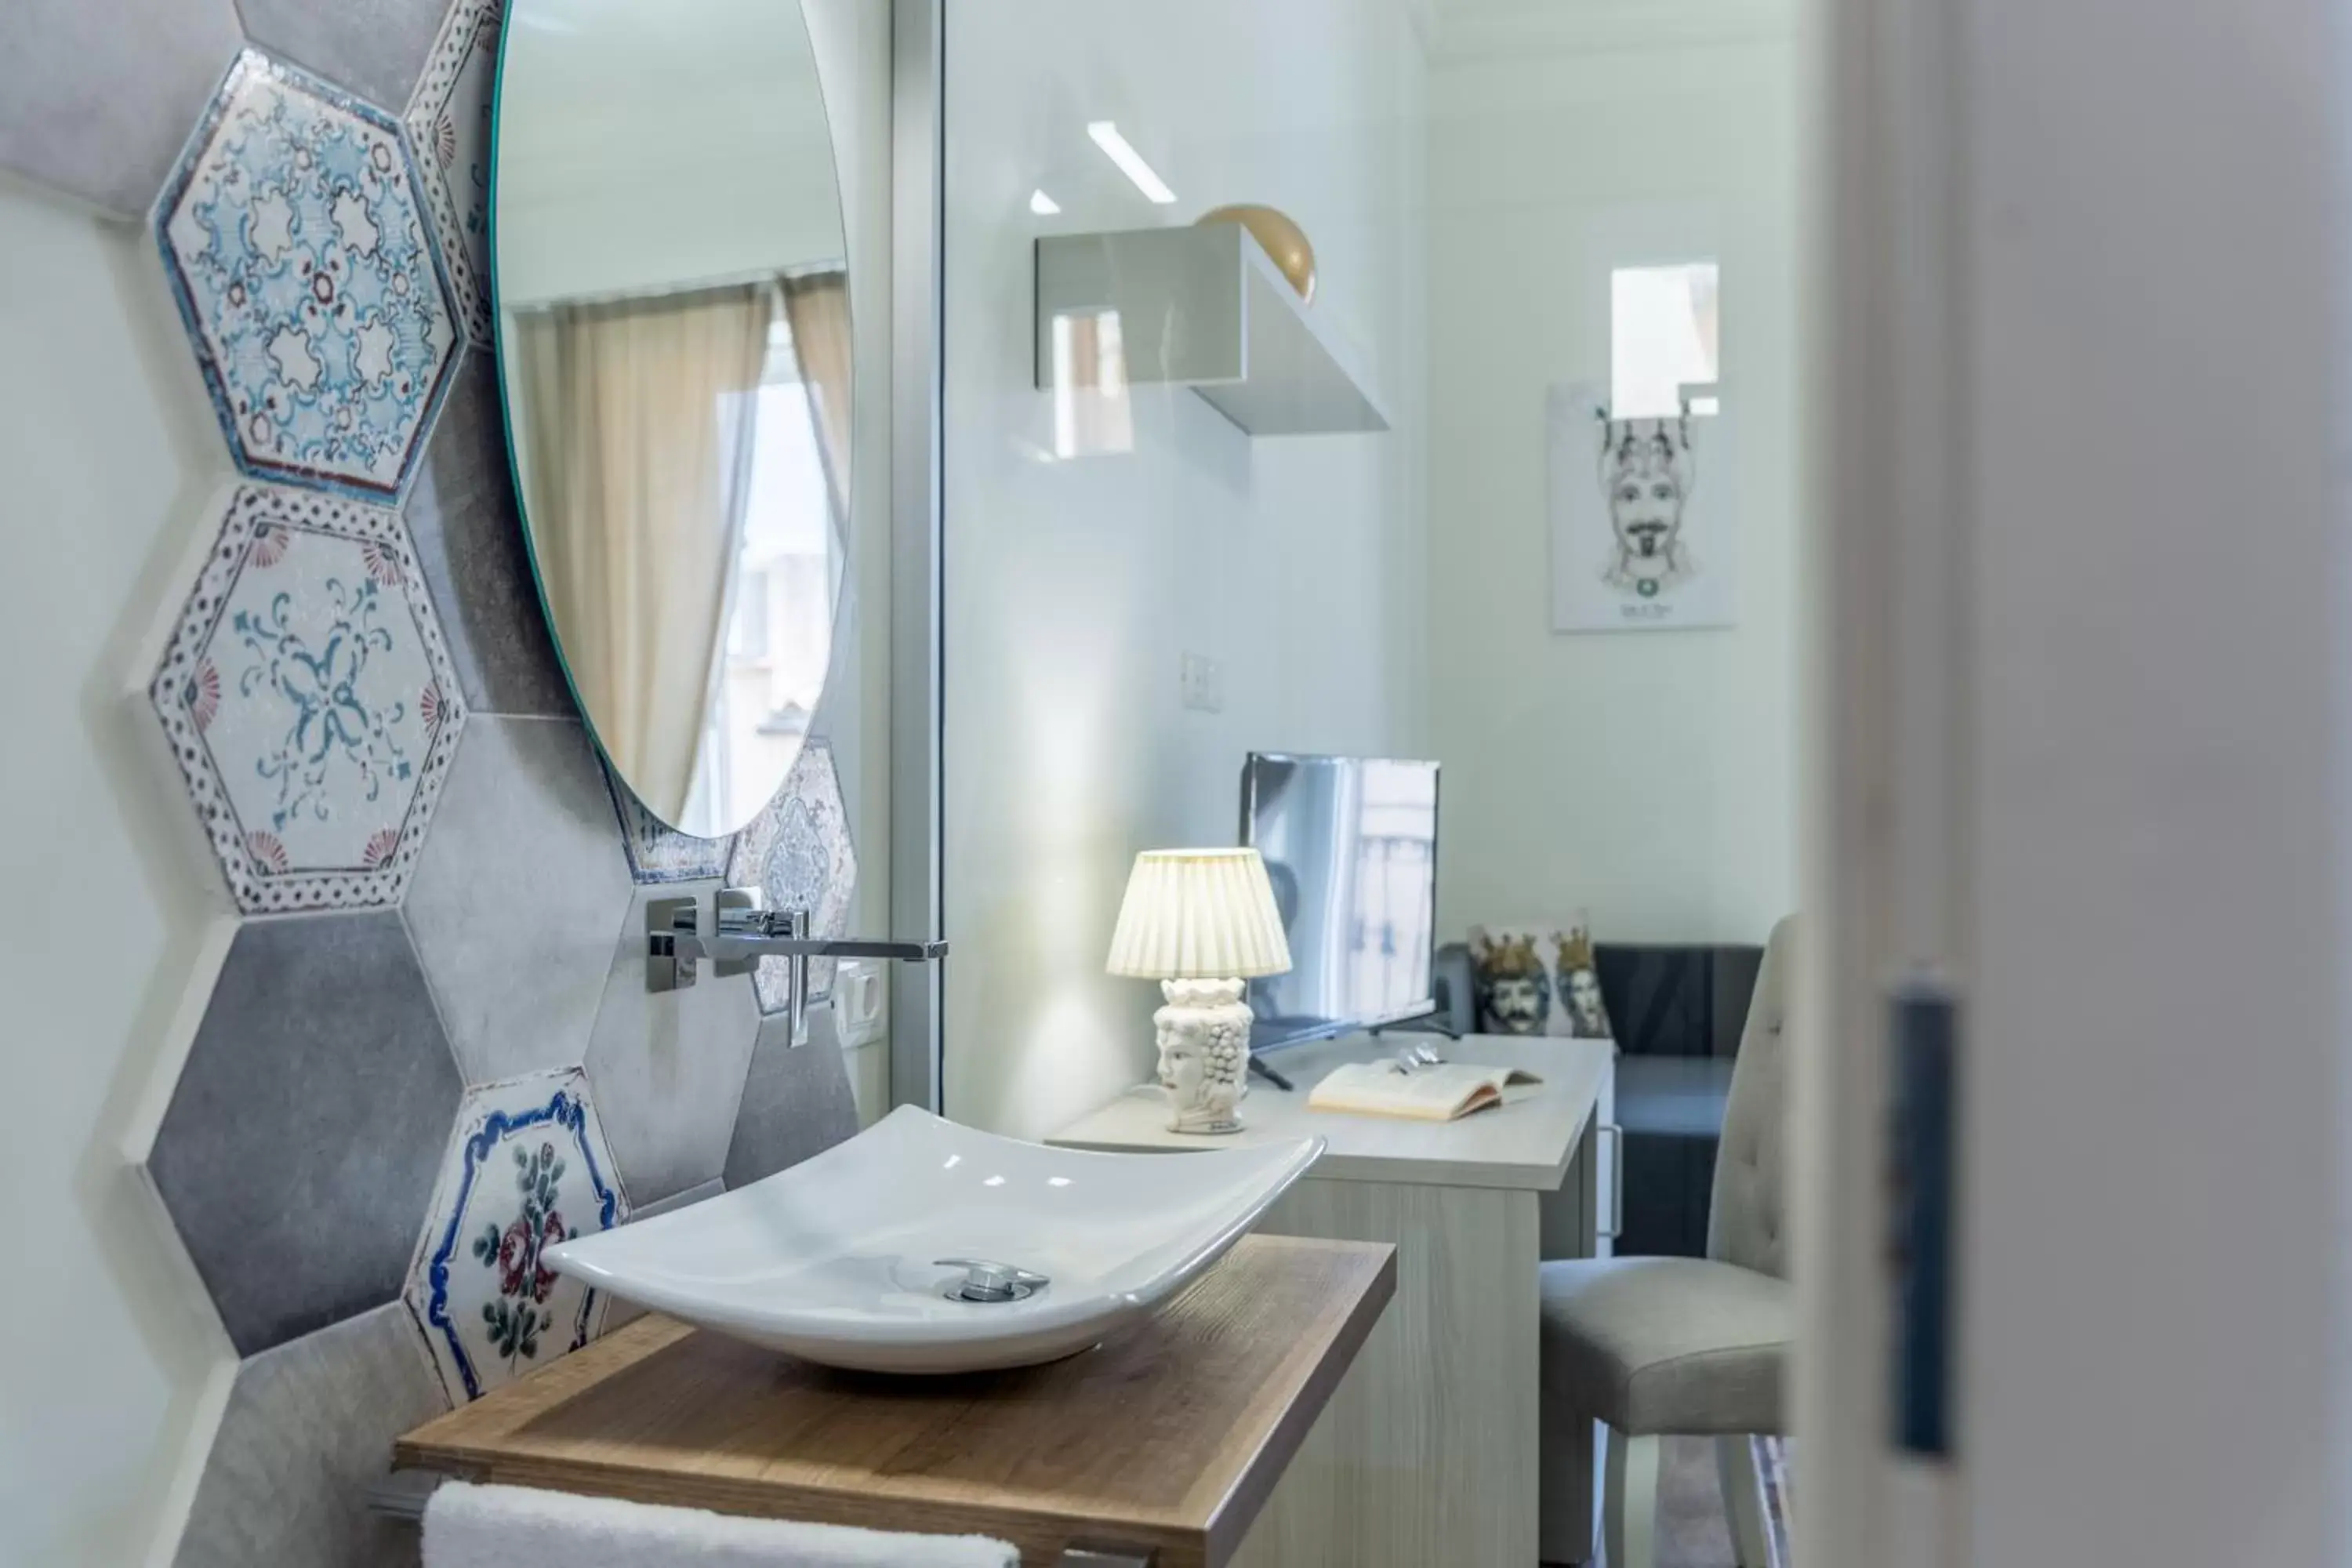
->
[1180,652,1224,713]
[832,960,887,1049]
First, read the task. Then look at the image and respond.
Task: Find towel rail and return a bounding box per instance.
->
[366,1472,1154,1564]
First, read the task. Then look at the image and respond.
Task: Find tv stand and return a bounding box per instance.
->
[1369,1011,1461,1042]
[1248,1054,1296,1092]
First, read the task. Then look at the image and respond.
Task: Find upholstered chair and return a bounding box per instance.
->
[1536,915,1798,1567]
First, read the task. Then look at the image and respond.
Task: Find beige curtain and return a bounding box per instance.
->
[512,282,775,824]
[780,270,852,544]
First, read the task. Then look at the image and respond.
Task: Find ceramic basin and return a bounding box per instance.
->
[543,1105,1323,1374]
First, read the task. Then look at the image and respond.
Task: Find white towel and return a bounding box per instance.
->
[423,1481,1018,1568]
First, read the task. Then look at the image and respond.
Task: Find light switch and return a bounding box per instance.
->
[1180,652,1224,713]
[833,960,887,1048]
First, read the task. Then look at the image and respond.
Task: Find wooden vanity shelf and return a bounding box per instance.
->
[395,1233,1396,1568]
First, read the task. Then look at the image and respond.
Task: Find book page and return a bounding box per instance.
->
[1307,1062,1544,1121]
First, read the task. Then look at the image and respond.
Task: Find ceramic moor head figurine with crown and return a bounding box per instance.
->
[1107,848,1292,1134]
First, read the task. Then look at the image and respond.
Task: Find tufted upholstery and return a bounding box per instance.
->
[1537,916,1799,1442]
[1538,915,1798,1563]
[1706,916,1797,1280]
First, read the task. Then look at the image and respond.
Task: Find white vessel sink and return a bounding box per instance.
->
[543,1105,1323,1374]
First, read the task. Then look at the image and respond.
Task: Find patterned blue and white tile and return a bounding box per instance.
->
[724,739,858,1014]
[604,763,732,885]
[155,49,459,502]
[402,0,499,345]
[405,1066,629,1403]
[148,481,466,913]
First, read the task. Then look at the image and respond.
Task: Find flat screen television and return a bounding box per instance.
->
[1239,752,1441,1052]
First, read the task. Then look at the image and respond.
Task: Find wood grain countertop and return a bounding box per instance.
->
[394,1233,1396,1568]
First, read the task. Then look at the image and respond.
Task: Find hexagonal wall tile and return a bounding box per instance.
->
[403,351,574,717]
[402,715,633,1084]
[402,0,500,345]
[233,0,456,149]
[143,911,464,1356]
[149,481,466,913]
[0,0,241,218]
[171,1304,448,1568]
[405,1067,628,1403]
[724,1009,861,1192]
[584,881,762,1207]
[155,49,459,501]
[605,764,732,885]
[604,1178,722,1332]
[724,739,857,1014]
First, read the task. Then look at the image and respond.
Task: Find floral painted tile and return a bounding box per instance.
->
[724,739,858,1014]
[602,763,732,885]
[405,1068,628,1403]
[149,482,466,913]
[155,49,459,501]
[402,0,500,345]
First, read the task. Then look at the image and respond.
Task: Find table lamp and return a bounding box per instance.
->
[1106,848,1293,1134]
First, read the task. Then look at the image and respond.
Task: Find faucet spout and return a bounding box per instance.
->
[645,887,948,1046]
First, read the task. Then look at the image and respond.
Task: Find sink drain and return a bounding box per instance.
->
[935,1258,1048,1304]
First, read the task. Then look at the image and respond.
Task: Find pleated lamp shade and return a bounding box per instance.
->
[1105,848,1293,980]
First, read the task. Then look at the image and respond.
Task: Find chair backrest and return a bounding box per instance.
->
[1593,942,1765,1058]
[1707,914,1798,1279]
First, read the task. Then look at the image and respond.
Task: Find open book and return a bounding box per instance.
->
[1307,1061,1544,1122]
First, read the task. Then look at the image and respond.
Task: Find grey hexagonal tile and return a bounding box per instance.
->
[149,481,467,913]
[724,1010,860,1191]
[171,1303,448,1568]
[402,715,633,1084]
[725,739,857,1014]
[584,881,762,1207]
[403,350,574,717]
[604,764,733,884]
[605,1178,722,1331]
[401,0,499,345]
[143,912,464,1356]
[0,0,241,219]
[156,49,459,502]
[234,0,455,122]
[404,1066,628,1403]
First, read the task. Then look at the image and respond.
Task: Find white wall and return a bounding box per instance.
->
[941,0,1431,1137]
[0,171,238,1567]
[1425,9,1801,946]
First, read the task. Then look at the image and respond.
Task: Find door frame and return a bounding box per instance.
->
[1802,0,1969,1559]
[887,0,946,1112]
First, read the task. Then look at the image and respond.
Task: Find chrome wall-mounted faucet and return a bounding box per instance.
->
[648,887,947,1044]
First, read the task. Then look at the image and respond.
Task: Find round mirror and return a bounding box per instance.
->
[493,0,848,837]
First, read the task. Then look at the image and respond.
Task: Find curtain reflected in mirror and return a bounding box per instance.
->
[509,269,848,832]
[511,282,768,826]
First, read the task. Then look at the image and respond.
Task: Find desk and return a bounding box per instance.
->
[1051,1033,1617,1568]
